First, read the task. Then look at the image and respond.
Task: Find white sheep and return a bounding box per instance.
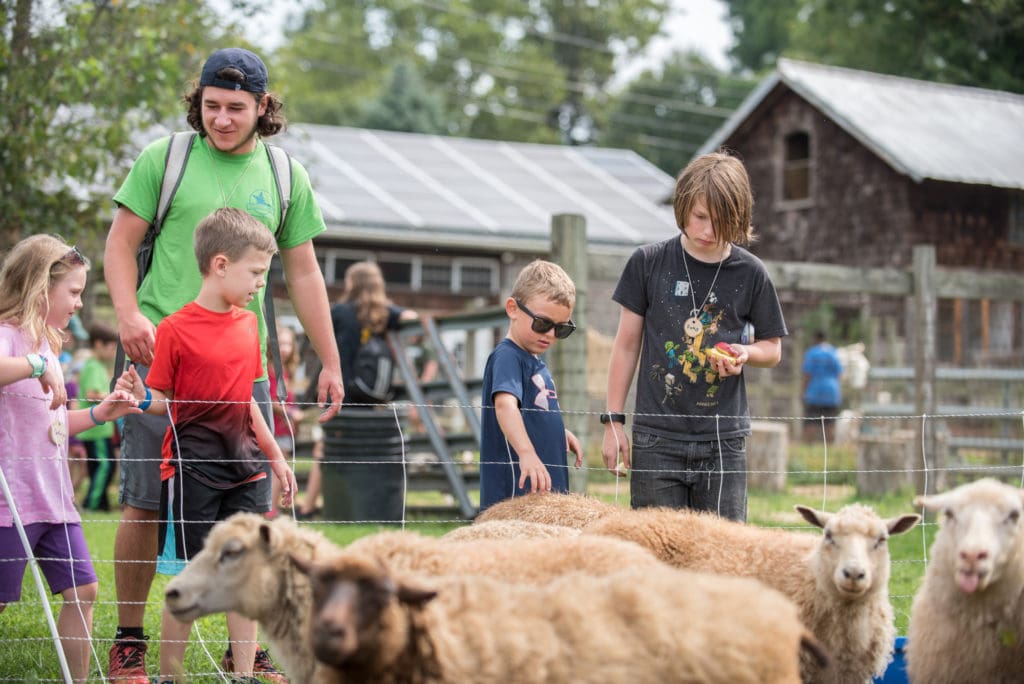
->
[583,503,919,684]
[292,550,826,684]
[163,513,341,683]
[344,528,661,582]
[442,519,581,542]
[907,478,1024,684]
[474,491,624,528]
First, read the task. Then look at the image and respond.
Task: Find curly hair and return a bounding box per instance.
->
[339,262,392,335]
[183,66,286,138]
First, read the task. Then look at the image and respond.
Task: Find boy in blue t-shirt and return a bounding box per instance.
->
[479,260,583,511]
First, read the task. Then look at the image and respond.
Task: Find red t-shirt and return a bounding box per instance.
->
[147,302,265,488]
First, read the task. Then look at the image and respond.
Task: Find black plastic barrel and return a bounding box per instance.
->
[320,406,409,522]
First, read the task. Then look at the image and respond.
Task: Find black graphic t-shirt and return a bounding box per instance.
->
[613,236,787,440]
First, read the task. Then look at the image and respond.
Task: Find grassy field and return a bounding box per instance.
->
[4,442,934,682]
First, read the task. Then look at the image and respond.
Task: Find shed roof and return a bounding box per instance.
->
[699,59,1024,190]
[277,124,678,251]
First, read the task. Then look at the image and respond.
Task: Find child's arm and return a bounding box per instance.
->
[602,307,643,476]
[0,354,66,410]
[114,364,171,415]
[493,391,552,494]
[566,429,583,469]
[251,399,296,508]
[68,389,141,435]
[712,337,782,377]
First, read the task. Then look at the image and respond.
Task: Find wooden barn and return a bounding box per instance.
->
[698,58,1024,365]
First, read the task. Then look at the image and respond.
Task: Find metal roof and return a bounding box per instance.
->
[277,124,679,251]
[699,59,1024,190]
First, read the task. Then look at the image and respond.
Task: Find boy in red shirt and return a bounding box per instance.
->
[119,207,297,681]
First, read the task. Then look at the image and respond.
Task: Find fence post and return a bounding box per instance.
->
[913,245,940,493]
[550,213,589,492]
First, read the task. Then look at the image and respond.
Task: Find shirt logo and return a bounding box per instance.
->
[531,373,556,410]
[674,280,690,297]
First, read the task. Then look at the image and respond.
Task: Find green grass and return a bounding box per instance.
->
[5,462,933,682]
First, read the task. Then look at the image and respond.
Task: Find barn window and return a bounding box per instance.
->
[782,131,811,201]
[1010,193,1024,246]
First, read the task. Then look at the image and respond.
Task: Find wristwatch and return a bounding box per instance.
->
[599,412,626,425]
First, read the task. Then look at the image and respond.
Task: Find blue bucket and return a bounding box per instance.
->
[873,636,908,684]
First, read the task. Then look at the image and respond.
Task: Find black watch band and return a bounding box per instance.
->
[600,412,626,425]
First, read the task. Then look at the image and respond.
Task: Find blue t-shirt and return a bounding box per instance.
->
[479,338,569,511]
[802,343,843,407]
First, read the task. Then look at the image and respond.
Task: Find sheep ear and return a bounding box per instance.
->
[290,552,314,576]
[259,522,273,549]
[396,582,438,608]
[914,492,952,512]
[887,514,921,536]
[795,505,829,529]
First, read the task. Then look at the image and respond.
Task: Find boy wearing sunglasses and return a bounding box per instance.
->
[479,260,583,512]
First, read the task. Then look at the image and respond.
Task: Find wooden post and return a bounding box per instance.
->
[913,245,940,493]
[550,214,589,492]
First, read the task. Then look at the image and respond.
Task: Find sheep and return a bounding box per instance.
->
[344,528,661,582]
[163,512,341,683]
[441,519,581,542]
[292,550,826,684]
[583,503,920,684]
[474,491,624,529]
[906,478,1024,684]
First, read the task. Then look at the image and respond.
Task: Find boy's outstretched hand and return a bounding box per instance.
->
[566,429,583,469]
[517,452,552,494]
[270,460,297,509]
[115,364,147,403]
[94,389,142,423]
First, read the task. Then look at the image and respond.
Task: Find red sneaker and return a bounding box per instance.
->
[108,638,150,683]
[222,647,289,684]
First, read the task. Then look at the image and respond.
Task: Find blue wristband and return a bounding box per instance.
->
[89,405,105,426]
[139,387,152,411]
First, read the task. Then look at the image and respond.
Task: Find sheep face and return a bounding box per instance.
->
[797,504,920,600]
[291,553,437,668]
[164,512,280,622]
[915,478,1024,594]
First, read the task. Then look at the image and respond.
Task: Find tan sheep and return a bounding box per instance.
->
[474,491,625,528]
[345,528,661,582]
[293,550,826,684]
[907,478,1024,684]
[583,503,919,684]
[163,513,341,683]
[442,519,581,542]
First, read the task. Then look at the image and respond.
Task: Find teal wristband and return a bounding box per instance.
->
[89,405,105,426]
[139,387,152,411]
[26,353,46,378]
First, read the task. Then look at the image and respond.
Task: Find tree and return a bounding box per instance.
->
[274,0,670,144]
[600,52,755,175]
[358,61,448,134]
[724,0,1024,93]
[0,0,228,248]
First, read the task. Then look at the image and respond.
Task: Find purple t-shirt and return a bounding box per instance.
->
[0,325,77,526]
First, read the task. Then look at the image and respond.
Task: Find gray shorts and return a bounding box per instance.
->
[118,365,272,510]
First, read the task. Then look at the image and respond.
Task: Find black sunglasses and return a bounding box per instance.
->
[515,299,576,339]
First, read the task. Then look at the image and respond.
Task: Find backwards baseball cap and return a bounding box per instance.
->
[199,47,268,93]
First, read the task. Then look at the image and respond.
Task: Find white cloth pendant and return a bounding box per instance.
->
[49,417,67,446]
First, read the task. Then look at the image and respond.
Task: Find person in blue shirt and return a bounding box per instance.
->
[479,260,583,512]
[802,330,844,441]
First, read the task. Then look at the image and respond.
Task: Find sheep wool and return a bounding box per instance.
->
[442,519,581,542]
[294,551,819,684]
[583,503,919,684]
[475,491,625,529]
[907,478,1024,684]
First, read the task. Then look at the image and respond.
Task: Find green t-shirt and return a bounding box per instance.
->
[77,357,114,440]
[112,134,326,378]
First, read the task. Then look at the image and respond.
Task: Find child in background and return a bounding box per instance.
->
[478,259,583,512]
[0,236,139,682]
[117,208,296,681]
[267,324,305,519]
[78,321,120,511]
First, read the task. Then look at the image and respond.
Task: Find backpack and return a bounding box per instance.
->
[114,131,293,401]
[348,329,396,403]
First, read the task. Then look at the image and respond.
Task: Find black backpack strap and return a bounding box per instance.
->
[113,131,197,385]
[263,142,293,403]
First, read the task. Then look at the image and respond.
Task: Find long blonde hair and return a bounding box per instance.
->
[339,261,391,334]
[0,235,90,353]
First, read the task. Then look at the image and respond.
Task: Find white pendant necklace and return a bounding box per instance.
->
[206,137,259,207]
[681,240,726,338]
